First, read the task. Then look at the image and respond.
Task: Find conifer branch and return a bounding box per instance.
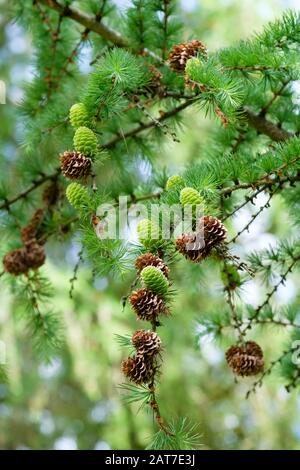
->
[225,65,288,72]
[242,318,300,329]
[260,77,292,116]
[244,109,294,141]
[149,383,172,436]
[228,191,275,243]
[33,0,56,36]
[0,169,61,211]
[222,173,300,197]
[224,282,244,342]
[222,185,267,221]
[245,349,290,399]
[38,0,127,47]
[69,246,84,299]
[221,155,300,197]
[242,254,300,335]
[102,99,196,149]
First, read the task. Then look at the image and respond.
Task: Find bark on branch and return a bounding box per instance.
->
[244,109,294,142]
[38,0,127,47]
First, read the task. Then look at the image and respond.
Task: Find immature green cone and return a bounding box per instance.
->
[135,252,170,278]
[185,57,203,79]
[180,187,204,206]
[140,266,169,297]
[73,126,97,157]
[66,182,90,210]
[221,264,241,290]
[69,103,91,129]
[166,175,185,191]
[137,219,161,246]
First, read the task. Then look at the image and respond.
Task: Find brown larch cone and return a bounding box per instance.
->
[168,40,207,72]
[2,239,45,276]
[146,65,165,97]
[122,353,154,385]
[60,150,92,180]
[135,252,170,278]
[3,247,29,275]
[23,239,46,270]
[132,330,161,357]
[129,288,169,323]
[226,341,264,377]
[42,180,60,207]
[21,209,45,243]
[176,216,227,262]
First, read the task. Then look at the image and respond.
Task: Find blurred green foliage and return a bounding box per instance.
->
[1,0,300,450]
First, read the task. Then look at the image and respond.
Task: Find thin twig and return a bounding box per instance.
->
[228,190,275,244]
[102,99,196,150]
[0,169,61,212]
[246,349,290,399]
[260,77,292,116]
[242,255,300,335]
[223,267,244,343]
[222,185,267,222]
[69,247,84,299]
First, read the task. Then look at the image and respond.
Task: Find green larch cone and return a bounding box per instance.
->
[66,182,90,210]
[137,219,161,246]
[69,103,91,129]
[166,175,185,191]
[73,126,97,157]
[180,187,204,206]
[221,264,241,290]
[185,57,203,79]
[140,266,169,297]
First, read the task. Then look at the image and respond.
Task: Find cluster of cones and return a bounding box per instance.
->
[60,103,98,181]
[175,216,264,377]
[176,215,227,263]
[129,253,170,326]
[122,253,170,385]
[3,209,46,276]
[168,39,207,72]
[122,330,161,385]
[2,181,60,276]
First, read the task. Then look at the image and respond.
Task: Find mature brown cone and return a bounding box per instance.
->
[122,353,154,384]
[60,150,92,179]
[3,247,29,275]
[132,330,161,357]
[24,240,46,270]
[43,180,60,207]
[129,288,169,322]
[168,40,207,72]
[176,216,227,262]
[21,209,45,243]
[135,252,170,278]
[3,239,45,276]
[226,341,264,377]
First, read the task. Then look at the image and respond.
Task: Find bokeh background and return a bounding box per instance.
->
[0,0,300,450]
